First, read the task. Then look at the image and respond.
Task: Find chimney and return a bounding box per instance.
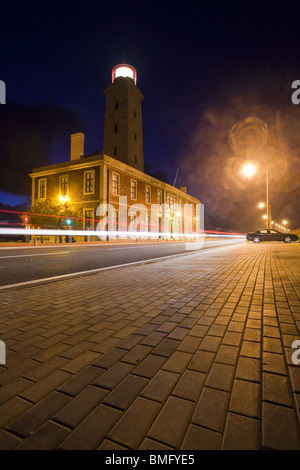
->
[70,132,85,161]
[180,186,187,193]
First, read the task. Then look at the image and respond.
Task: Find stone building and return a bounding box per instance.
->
[29,62,200,238]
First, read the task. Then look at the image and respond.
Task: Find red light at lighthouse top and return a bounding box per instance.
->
[112,63,137,85]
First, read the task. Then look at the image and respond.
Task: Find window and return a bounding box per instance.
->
[134,155,138,164]
[84,209,94,230]
[84,171,94,194]
[38,178,47,200]
[114,124,118,133]
[114,147,117,156]
[157,190,162,206]
[115,102,119,110]
[134,133,137,141]
[133,110,136,118]
[112,173,120,195]
[131,180,137,200]
[145,185,151,203]
[130,212,137,231]
[60,175,69,197]
[112,210,119,231]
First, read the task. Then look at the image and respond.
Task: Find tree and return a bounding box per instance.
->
[28,200,83,229]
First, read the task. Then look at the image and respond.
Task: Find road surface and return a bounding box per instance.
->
[0,239,245,288]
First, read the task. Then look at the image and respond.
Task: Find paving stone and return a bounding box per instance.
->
[205,363,235,392]
[229,379,260,418]
[20,370,72,403]
[141,370,179,402]
[236,356,260,382]
[17,420,70,450]
[54,386,108,428]
[139,438,174,450]
[262,402,300,450]
[108,397,161,449]
[0,396,32,429]
[6,391,71,438]
[240,340,261,359]
[121,345,152,365]
[148,396,195,448]
[58,365,105,397]
[263,372,294,407]
[172,370,206,402]
[181,424,222,450]
[134,354,168,378]
[103,375,148,411]
[152,338,179,357]
[222,413,260,450]
[59,404,122,450]
[93,362,135,390]
[188,350,215,373]
[0,430,21,450]
[162,351,193,374]
[92,348,126,369]
[192,387,229,432]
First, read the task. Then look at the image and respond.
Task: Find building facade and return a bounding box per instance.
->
[29,62,200,238]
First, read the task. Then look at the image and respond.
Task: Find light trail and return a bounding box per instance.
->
[0,227,246,239]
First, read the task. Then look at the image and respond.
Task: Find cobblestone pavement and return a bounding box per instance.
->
[0,242,300,450]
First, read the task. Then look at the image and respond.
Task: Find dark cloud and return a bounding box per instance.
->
[0,201,29,224]
[0,100,83,195]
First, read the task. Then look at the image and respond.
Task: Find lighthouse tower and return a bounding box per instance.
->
[103,62,144,172]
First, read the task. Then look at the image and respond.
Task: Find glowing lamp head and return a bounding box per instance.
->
[242,163,256,178]
[112,63,137,85]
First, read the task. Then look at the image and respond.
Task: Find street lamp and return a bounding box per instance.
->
[242,164,270,229]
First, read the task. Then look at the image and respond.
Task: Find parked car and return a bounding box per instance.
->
[246,229,298,243]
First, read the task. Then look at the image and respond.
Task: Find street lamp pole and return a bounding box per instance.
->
[266,170,269,229]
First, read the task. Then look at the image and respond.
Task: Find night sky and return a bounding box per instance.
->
[1,1,300,231]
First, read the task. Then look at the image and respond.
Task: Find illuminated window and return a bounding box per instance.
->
[157,190,162,205]
[112,173,120,195]
[131,180,137,200]
[145,185,151,203]
[84,171,94,194]
[38,178,47,199]
[84,209,94,230]
[60,175,69,197]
